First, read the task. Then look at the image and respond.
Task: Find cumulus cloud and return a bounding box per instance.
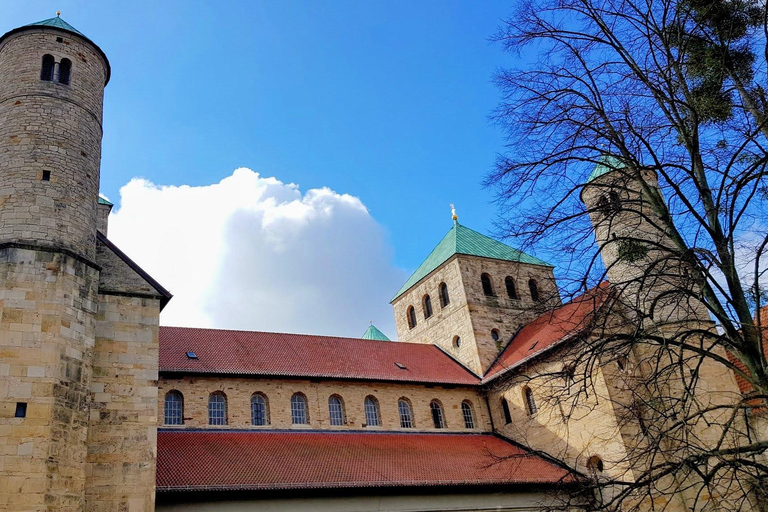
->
[106,168,407,339]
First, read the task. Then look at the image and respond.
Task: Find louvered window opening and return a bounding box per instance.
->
[439,282,450,307]
[461,401,475,429]
[525,388,538,415]
[364,397,380,427]
[430,401,445,429]
[329,396,345,426]
[251,394,268,426]
[208,393,227,426]
[423,295,433,318]
[398,399,413,428]
[164,391,183,425]
[291,394,309,424]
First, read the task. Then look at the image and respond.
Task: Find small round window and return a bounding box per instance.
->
[452,336,461,348]
[491,329,500,341]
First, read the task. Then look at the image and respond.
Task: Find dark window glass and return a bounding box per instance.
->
[423,295,433,318]
[430,400,445,428]
[15,402,27,418]
[251,393,268,426]
[59,58,71,85]
[502,398,512,424]
[41,54,55,81]
[439,282,450,307]
[481,274,494,296]
[407,306,417,329]
[505,276,518,299]
[461,401,475,429]
[398,399,413,428]
[208,392,227,425]
[524,387,538,415]
[364,396,380,426]
[291,393,309,424]
[164,391,183,425]
[329,395,345,426]
[529,279,540,301]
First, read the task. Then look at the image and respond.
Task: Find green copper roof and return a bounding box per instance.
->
[25,16,85,37]
[391,222,552,302]
[362,324,390,341]
[98,196,113,206]
[587,154,626,183]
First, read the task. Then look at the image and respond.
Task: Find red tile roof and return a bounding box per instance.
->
[159,327,480,385]
[484,283,612,382]
[156,430,574,491]
[727,305,768,412]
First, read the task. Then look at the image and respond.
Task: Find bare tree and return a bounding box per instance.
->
[486,0,768,509]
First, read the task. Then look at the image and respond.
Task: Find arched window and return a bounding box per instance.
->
[291,393,309,424]
[430,400,446,428]
[609,191,621,210]
[528,279,540,302]
[439,282,450,307]
[524,387,537,416]
[208,392,227,425]
[58,58,72,85]
[461,400,475,429]
[452,335,461,349]
[407,306,417,329]
[481,273,494,296]
[328,395,346,426]
[40,54,55,81]
[501,398,512,424]
[398,398,414,428]
[364,396,380,427]
[251,393,269,426]
[505,276,518,299]
[164,390,183,425]
[587,455,605,473]
[423,294,433,319]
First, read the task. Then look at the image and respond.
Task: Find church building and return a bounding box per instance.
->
[0,15,763,512]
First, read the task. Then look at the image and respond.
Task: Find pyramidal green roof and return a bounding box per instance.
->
[361,324,390,341]
[97,196,113,206]
[391,222,552,302]
[587,154,626,183]
[26,16,85,37]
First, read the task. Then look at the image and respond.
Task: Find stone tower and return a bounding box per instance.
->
[391,220,559,375]
[580,157,709,325]
[0,16,170,511]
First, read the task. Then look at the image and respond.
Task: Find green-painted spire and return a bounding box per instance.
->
[25,16,85,37]
[587,154,627,183]
[391,222,552,302]
[362,324,390,341]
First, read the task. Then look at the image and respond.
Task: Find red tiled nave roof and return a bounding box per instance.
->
[159,327,480,385]
[156,430,575,491]
[484,282,612,381]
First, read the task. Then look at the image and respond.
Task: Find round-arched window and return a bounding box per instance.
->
[452,335,461,348]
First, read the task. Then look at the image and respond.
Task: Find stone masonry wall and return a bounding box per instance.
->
[86,294,160,512]
[0,29,107,261]
[158,376,491,433]
[0,247,99,511]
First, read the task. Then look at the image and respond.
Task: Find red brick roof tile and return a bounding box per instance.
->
[156,430,574,491]
[160,327,480,385]
[484,283,611,382]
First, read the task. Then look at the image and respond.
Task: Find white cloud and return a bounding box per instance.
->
[107,168,407,339]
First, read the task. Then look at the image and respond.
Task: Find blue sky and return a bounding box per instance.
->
[3,1,539,337]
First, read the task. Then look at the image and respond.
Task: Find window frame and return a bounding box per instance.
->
[423,294,433,319]
[328,395,346,426]
[430,400,446,429]
[501,397,513,424]
[58,57,72,85]
[439,282,450,307]
[505,276,518,299]
[407,305,417,329]
[40,54,55,81]
[481,273,495,296]
[528,279,540,302]
[398,398,414,428]
[524,386,538,416]
[208,392,228,426]
[291,392,310,425]
[364,395,381,427]
[164,390,184,426]
[251,392,269,426]
[461,400,475,429]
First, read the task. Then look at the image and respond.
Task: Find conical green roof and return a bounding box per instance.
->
[26,16,85,37]
[361,324,390,341]
[391,222,551,302]
[587,154,626,183]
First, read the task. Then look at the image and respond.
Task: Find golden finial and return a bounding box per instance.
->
[56,10,61,16]
[450,203,458,222]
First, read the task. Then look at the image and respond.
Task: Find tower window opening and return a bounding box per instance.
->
[423,294,433,319]
[58,58,72,85]
[505,276,518,299]
[491,329,500,342]
[528,279,540,302]
[41,170,51,181]
[524,387,538,416]
[587,455,605,473]
[501,398,512,424]
[15,402,27,418]
[452,335,461,349]
[406,306,417,330]
[481,273,494,296]
[41,54,55,81]
[439,282,450,307]
[430,400,446,428]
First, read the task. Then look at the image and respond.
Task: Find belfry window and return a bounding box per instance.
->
[439,282,450,307]
[164,391,184,425]
[502,398,512,424]
[524,387,538,416]
[58,58,72,85]
[505,276,518,299]
[423,294,433,319]
[407,306,417,329]
[528,279,540,302]
[251,393,269,426]
[208,392,227,426]
[481,273,494,296]
[430,400,446,429]
[41,54,55,81]
[364,396,381,427]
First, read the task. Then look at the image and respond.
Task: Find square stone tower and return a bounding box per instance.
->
[391,220,560,375]
[0,16,171,511]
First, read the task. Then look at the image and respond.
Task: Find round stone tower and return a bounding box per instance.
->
[0,16,110,261]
